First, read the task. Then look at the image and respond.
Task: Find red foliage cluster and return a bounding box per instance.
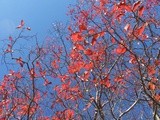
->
[0,0,160,119]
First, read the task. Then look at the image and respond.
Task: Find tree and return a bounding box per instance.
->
[0,0,160,120]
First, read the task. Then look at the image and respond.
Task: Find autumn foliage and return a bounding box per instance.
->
[0,0,160,120]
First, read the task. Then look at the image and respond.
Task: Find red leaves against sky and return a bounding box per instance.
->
[1,0,160,119]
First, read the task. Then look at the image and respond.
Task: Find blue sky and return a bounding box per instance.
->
[0,0,75,79]
[0,0,74,38]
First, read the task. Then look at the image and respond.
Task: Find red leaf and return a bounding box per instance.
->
[105,80,111,88]
[88,29,95,35]
[40,70,46,77]
[84,61,93,70]
[116,13,124,22]
[118,2,131,12]
[51,60,59,69]
[75,44,84,50]
[79,23,87,31]
[124,5,132,12]
[99,31,105,37]
[71,32,84,42]
[16,20,25,29]
[154,94,160,102]
[65,109,74,119]
[91,37,97,46]
[84,49,93,55]
[104,77,111,88]
[9,36,13,41]
[136,24,146,35]
[21,20,25,26]
[115,45,126,54]
[30,68,36,80]
[147,65,156,76]
[15,72,22,79]
[132,1,141,11]
[148,82,155,90]
[111,38,116,43]
[138,6,145,17]
[5,44,12,53]
[114,76,123,82]
[155,60,160,66]
[16,57,24,67]
[129,55,136,64]
[36,61,41,67]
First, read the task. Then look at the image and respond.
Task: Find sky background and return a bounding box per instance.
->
[0,0,74,38]
[0,0,75,79]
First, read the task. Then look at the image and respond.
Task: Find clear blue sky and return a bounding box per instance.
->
[0,0,74,38]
